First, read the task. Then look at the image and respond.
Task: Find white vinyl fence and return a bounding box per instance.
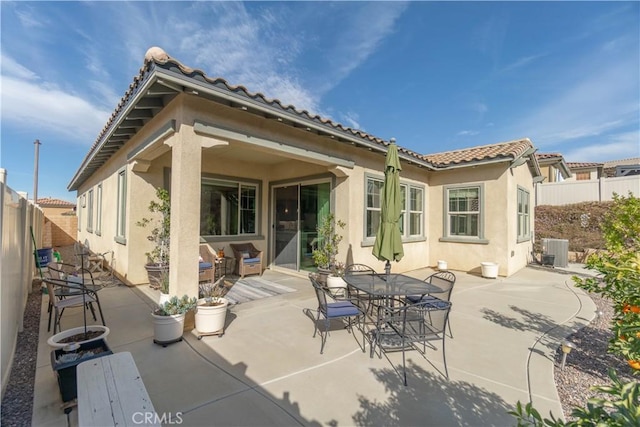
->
[1,179,44,396]
[536,175,640,206]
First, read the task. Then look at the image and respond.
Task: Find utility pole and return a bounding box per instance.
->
[33,139,41,204]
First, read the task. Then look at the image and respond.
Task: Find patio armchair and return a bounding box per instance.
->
[406,271,456,337]
[370,298,452,385]
[199,244,217,283]
[44,278,106,333]
[230,243,263,278]
[309,274,365,354]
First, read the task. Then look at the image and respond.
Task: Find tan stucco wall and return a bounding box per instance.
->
[427,162,534,277]
[75,91,536,290]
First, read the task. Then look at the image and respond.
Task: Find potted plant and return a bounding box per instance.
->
[326,261,347,297]
[137,187,170,290]
[312,213,346,283]
[195,277,229,338]
[151,295,197,346]
[158,272,170,305]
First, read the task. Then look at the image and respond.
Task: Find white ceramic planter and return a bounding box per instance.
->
[195,298,228,334]
[158,292,170,306]
[326,275,347,297]
[47,325,110,349]
[437,260,448,271]
[481,262,499,279]
[151,313,185,343]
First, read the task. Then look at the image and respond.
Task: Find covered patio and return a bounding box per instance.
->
[32,264,595,426]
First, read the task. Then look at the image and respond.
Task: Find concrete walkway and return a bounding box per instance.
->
[32,265,596,426]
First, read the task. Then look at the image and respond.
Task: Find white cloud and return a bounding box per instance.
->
[509,55,639,146]
[15,6,46,29]
[0,75,111,144]
[499,53,547,73]
[341,111,361,130]
[0,55,39,80]
[562,131,640,162]
[457,130,479,137]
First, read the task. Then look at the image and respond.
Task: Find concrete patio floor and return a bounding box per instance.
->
[32,265,596,426]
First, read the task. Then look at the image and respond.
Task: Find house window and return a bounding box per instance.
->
[115,168,127,243]
[366,178,384,238]
[517,187,530,241]
[365,176,424,239]
[87,189,94,233]
[200,178,257,236]
[575,171,590,181]
[408,187,423,236]
[444,185,484,240]
[96,184,102,235]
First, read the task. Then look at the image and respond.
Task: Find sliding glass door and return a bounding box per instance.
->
[273,181,330,272]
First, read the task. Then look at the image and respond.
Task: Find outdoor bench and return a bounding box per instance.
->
[77,351,159,426]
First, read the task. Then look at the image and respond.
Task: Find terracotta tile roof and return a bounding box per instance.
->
[535,153,563,160]
[70,47,541,188]
[424,139,534,168]
[566,162,603,169]
[37,197,75,208]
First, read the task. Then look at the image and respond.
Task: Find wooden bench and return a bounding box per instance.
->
[77,352,159,426]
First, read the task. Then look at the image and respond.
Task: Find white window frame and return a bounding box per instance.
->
[441,183,488,244]
[200,177,259,237]
[115,168,127,244]
[87,189,94,233]
[95,183,102,235]
[517,186,531,242]
[364,175,425,242]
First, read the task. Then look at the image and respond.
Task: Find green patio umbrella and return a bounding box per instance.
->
[372,139,404,277]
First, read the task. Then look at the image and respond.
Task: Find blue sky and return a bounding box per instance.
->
[1,1,638,202]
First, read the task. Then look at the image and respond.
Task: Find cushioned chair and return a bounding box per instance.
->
[230,243,263,278]
[406,271,456,337]
[199,244,217,283]
[309,274,365,354]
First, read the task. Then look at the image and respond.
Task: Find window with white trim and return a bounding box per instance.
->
[445,185,482,239]
[96,184,102,235]
[116,169,127,242]
[365,176,424,239]
[366,178,384,238]
[517,187,530,241]
[87,189,94,232]
[200,178,257,236]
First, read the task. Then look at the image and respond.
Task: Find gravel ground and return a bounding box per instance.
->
[553,292,636,421]
[1,260,636,425]
[1,279,41,427]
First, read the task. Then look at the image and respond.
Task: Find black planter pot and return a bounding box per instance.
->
[50,339,113,403]
[145,263,170,289]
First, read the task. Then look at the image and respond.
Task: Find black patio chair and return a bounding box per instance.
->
[44,278,106,333]
[406,271,456,337]
[370,298,452,386]
[309,273,365,354]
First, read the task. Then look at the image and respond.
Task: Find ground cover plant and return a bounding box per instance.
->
[512,193,640,426]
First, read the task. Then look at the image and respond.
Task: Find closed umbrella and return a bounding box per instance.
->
[372,139,404,278]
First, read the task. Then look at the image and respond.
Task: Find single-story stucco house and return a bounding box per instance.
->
[68,47,542,298]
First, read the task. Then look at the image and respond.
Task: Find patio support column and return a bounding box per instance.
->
[166,125,202,298]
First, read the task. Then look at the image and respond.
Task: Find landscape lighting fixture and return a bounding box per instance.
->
[560,340,576,369]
